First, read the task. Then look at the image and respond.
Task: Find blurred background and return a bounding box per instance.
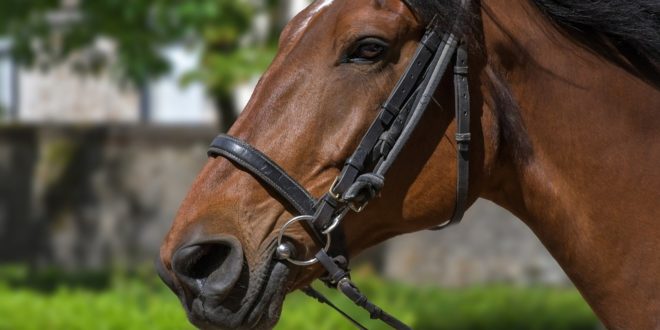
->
[0,0,598,329]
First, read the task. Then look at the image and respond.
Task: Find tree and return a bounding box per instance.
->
[0,0,280,129]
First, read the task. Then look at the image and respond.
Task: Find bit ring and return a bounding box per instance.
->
[276,215,331,266]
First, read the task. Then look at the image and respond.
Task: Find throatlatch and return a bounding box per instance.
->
[207,16,471,330]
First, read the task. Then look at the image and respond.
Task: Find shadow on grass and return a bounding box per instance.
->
[0,264,163,293]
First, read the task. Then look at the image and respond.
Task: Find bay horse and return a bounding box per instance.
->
[157,0,660,329]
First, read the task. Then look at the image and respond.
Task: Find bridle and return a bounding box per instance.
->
[206,9,471,330]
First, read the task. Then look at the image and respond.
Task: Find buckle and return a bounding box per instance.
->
[349,201,368,213]
[455,133,471,143]
[328,176,342,201]
[321,208,349,235]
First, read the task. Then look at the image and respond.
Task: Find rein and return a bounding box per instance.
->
[207,17,471,330]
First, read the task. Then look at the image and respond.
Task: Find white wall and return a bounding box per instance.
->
[11,40,216,125]
[289,0,310,17]
[0,39,13,117]
[8,1,314,124]
[149,45,217,125]
[18,65,141,123]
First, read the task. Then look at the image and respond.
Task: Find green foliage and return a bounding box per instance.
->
[278,268,598,330]
[0,266,598,330]
[185,46,277,98]
[0,0,271,91]
[0,265,187,330]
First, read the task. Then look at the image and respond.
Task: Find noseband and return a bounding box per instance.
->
[207,16,471,330]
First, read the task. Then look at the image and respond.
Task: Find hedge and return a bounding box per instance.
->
[0,266,598,330]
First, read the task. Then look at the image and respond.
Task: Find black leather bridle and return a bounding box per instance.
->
[207,14,471,330]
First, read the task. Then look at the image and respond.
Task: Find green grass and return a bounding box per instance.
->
[0,266,598,330]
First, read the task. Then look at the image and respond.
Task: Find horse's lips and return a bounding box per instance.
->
[195,260,291,330]
[244,261,290,328]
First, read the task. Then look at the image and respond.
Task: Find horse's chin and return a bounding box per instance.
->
[186,261,291,330]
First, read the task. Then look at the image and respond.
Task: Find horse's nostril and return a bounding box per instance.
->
[172,236,244,298]
[174,244,230,280]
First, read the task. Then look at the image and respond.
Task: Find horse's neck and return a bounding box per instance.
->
[478,1,660,328]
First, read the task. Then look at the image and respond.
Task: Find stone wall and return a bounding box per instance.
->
[0,125,570,285]
[0,125,216,268]
[381,200,569,286]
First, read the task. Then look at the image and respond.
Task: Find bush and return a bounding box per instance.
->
[280,268,597,330]
[0,266,598,330]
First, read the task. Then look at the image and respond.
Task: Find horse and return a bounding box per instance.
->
[156,0,660,329]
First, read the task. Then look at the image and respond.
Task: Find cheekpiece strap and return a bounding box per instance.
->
[451,41,471,224]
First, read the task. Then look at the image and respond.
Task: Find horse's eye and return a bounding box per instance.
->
[346,38,388,64]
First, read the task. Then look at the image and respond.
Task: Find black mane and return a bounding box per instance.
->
[404,0,660,86]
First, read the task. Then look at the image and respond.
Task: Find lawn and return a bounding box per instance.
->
[0,266,598,330]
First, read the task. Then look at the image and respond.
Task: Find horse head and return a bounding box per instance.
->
[157,0,660,328]
[156,0,486,328]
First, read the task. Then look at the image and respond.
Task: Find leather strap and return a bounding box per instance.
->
[301,287,368,330]
[375,33,458,177]
[208,134,316,215]
[451,42,470,224]
[326,27,446,202]
[306,28,452,260]
[314,250,412,330]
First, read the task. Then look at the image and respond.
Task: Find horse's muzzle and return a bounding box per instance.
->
[157,235,246,325]
[170,236,244,301]
[157,234,290,330]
